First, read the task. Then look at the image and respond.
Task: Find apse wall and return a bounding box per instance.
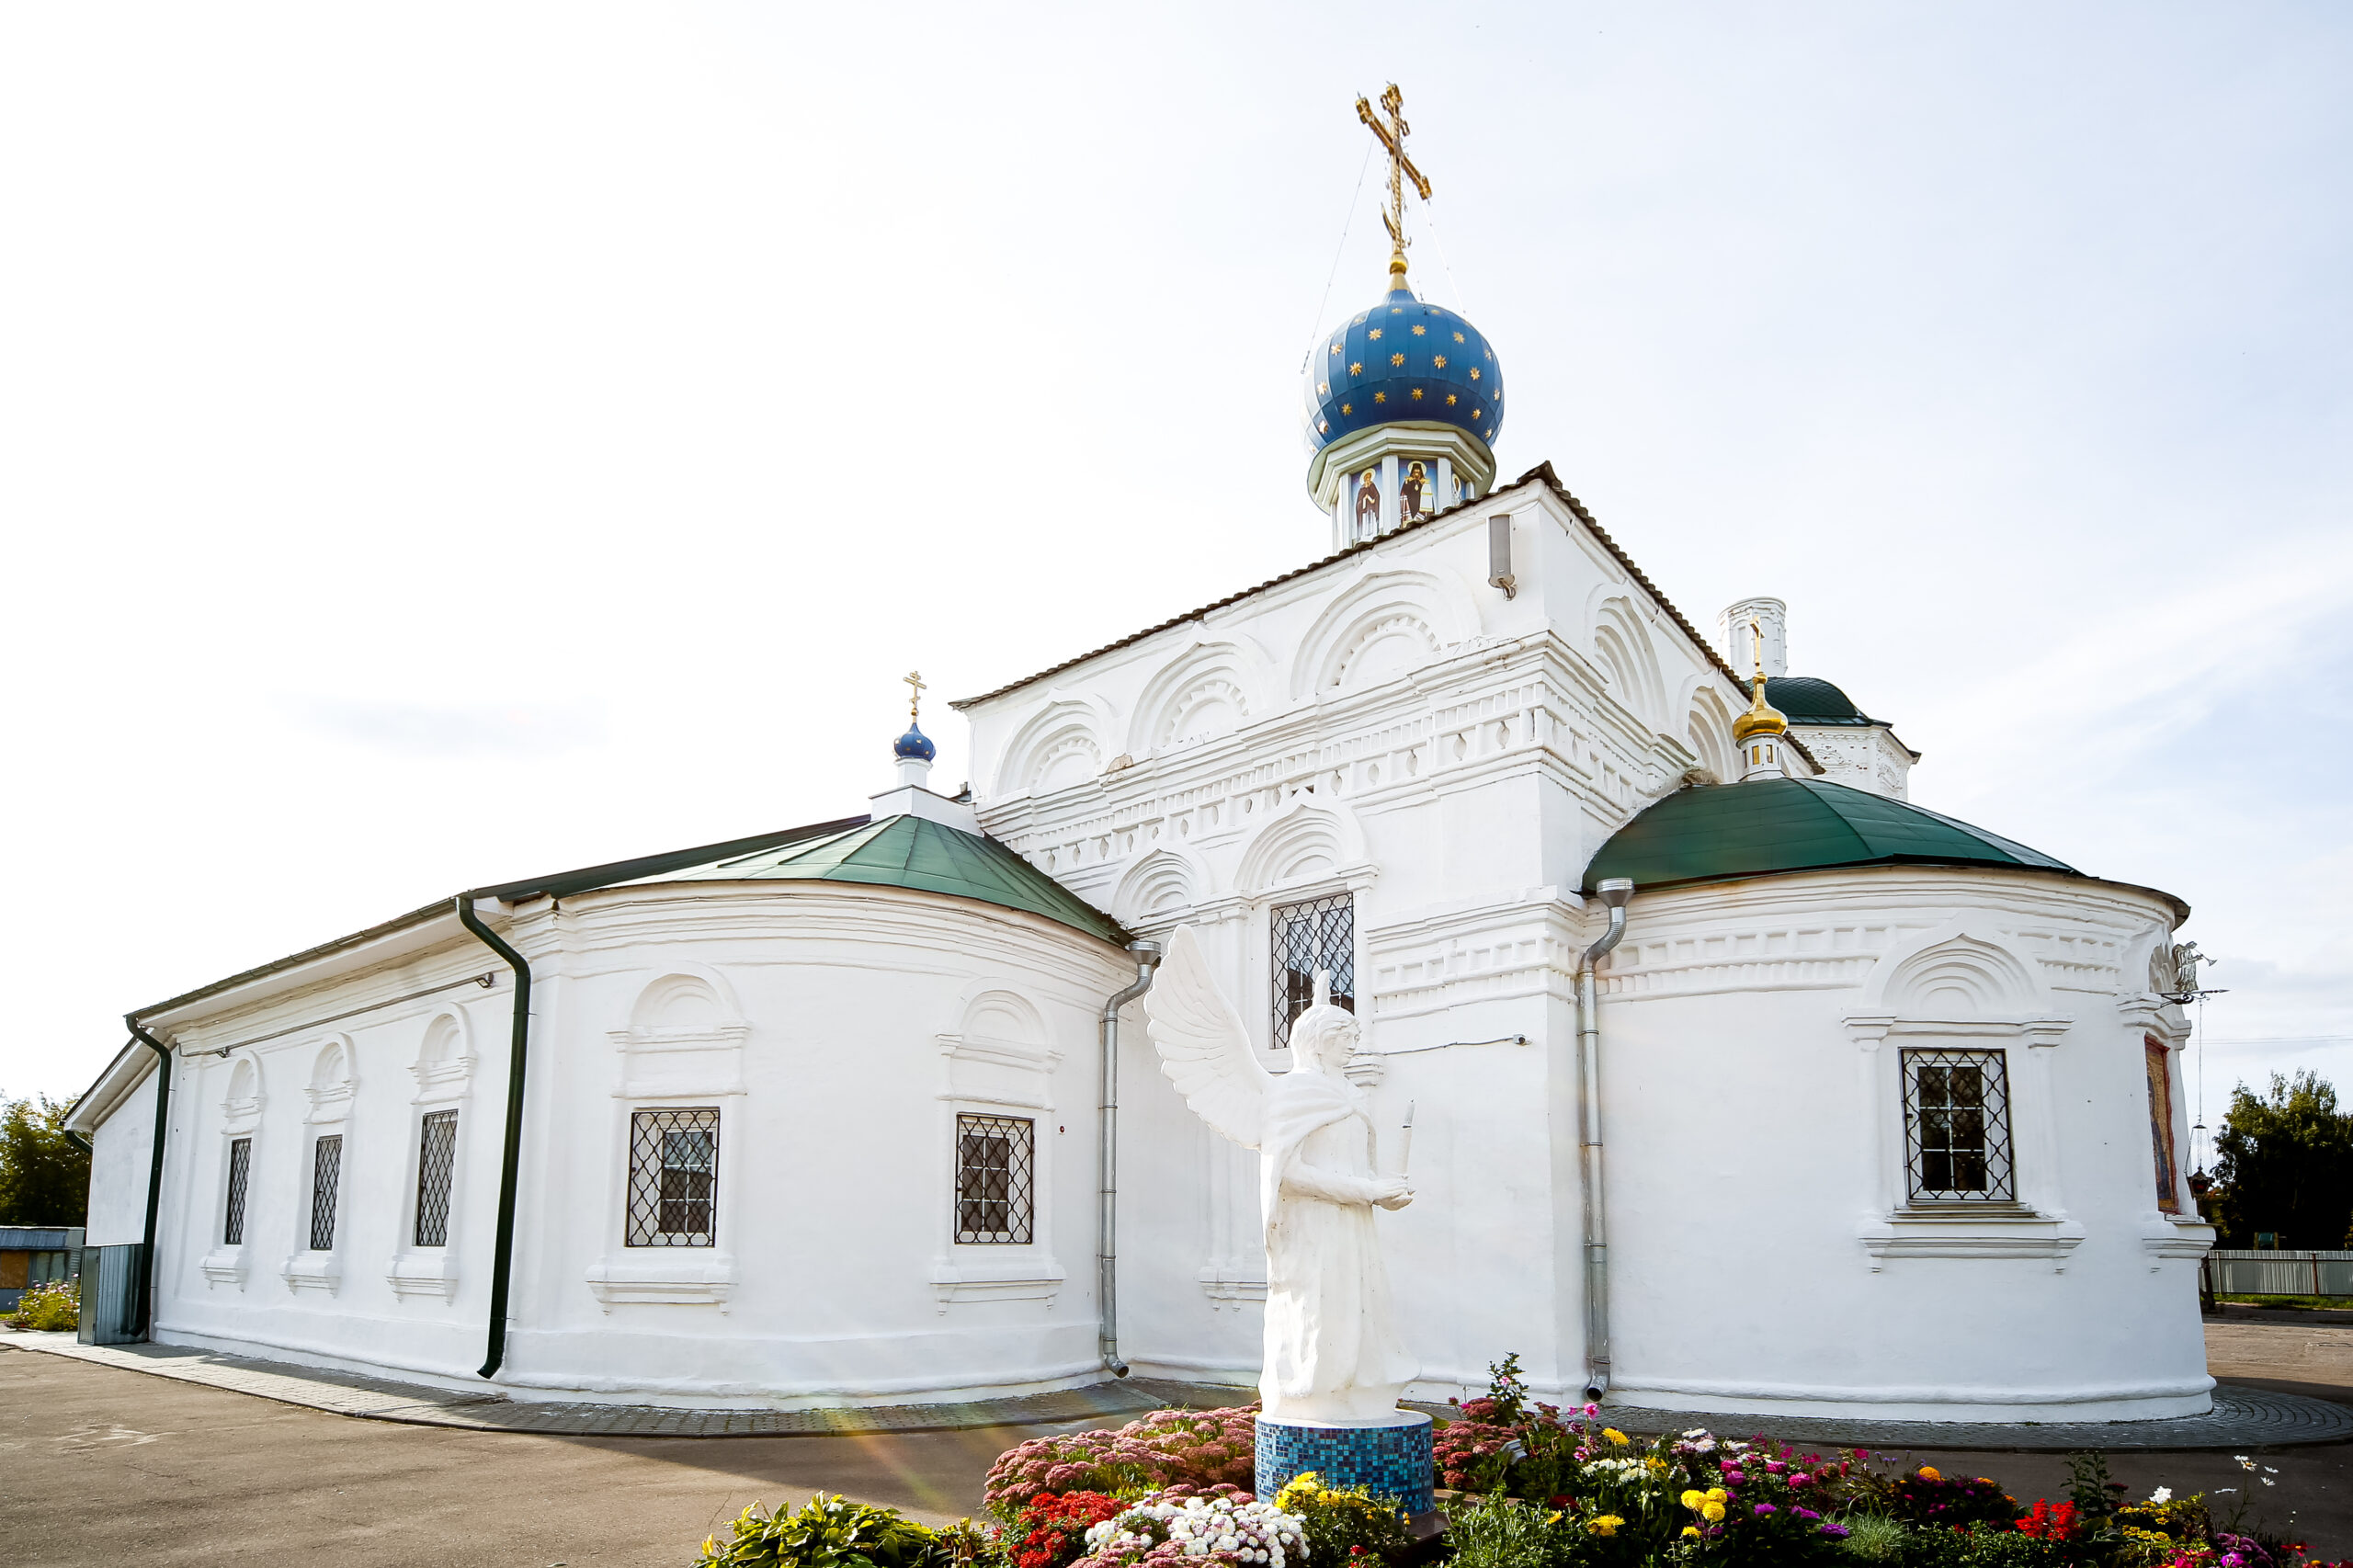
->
[1592,866,2212,1421]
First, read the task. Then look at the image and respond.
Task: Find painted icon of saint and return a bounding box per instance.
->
[1400,460,1427,520]
[1354,468,1381,537]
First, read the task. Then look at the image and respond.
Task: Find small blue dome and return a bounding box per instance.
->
[1301,289,1505,456]
[893,722,936,762]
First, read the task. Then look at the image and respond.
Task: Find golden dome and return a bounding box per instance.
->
[1732,671,1787,744]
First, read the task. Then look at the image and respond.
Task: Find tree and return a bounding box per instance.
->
[0,1094,89,1226]
[2206,1071,2353,1249]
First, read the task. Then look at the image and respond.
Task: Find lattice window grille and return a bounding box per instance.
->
[222,1137,252,1246]
[627,1108,719,1247]
[955,1113,1034,1244]
[1270,892,1356,1051]
[309,1134,344,1252]
[413,1111,459,1248]
[1901,1048,2017,1202]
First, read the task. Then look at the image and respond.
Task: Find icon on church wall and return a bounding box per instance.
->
[1353,467,1381,539]
[1400,460,1428,521]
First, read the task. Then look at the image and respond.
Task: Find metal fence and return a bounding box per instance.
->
[2202,1249,2353,1298]
[75,1244,145,1345]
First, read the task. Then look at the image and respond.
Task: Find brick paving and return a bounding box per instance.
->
[10,1326,2353,1450]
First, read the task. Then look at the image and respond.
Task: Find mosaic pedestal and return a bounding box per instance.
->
[1255,1411,1433,1516]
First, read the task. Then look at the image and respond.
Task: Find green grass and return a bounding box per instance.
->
[2215,1293,2353,1310]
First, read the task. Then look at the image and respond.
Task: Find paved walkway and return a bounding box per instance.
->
[0,1331,1247,1437]
[10,1321,2353,1450]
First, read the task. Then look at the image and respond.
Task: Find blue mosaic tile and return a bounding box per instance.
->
[1255,1415,1433,1516]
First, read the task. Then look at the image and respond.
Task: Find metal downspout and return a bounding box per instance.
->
[1097,939,1163,1377]
[125,1019,174,1339]
[1574,879,1633,1402]
[456,894,532,1381]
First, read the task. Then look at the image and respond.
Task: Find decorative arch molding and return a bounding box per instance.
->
[1234,797,1372,896]
[1686,687,1737,786]
[1112,848,1207,929]
[303,1034,358,1124]
[1128,641,1275,756]
[996,696,1115,799]
[411,1007,477,1106]
[610,964,750,1098]
[1591,595,1667,730]
[222,1050,266,1134]
[1290,568,1479,701]
[1861,923,2057,1021]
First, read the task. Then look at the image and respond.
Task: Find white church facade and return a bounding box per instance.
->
[74,107,2216,1421]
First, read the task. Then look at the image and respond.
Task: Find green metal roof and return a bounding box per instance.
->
[1765,676,1873,725]
[617,813,1126,944]
[1583,777,2078,893]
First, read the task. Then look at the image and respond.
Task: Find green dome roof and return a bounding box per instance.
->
[1764,676,1872,725]
[1583,777,2076,893]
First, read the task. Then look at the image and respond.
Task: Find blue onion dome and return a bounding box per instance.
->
[1301,288,1505,456]
[893,722,936,762]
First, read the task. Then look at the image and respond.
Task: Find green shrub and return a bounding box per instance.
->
[6,1278,76,1332]
[1442,1494,1565,1568]
[1837,1514,1908,1562]
[697,1494,949,1568]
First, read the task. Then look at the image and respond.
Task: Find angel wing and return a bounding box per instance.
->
[1142,924,1272,1149]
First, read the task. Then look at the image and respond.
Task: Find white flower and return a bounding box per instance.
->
[2148,1487,2173,1504]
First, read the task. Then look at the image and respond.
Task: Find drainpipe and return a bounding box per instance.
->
[1574,878,1633,1402]
[1097,939,1163,1377]
[456,894,532,1381]
[125,1018,174,1340]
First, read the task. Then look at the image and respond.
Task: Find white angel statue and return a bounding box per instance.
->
[1143,925,1418,1424]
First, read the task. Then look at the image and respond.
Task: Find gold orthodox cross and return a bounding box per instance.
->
[904,669,926,721]
[1355,84,1432,288]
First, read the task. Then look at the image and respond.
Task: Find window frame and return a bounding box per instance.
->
[953,1112,1036,1245]
[308,1132,345,1252]
[625,1106,722,1248]
[1899,1046,2018,1205]
[222,1135,252,1247]
[1268,890,1357,1051]
[412,1109,460,1248]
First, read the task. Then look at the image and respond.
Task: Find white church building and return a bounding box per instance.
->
[74,114,2216,1421]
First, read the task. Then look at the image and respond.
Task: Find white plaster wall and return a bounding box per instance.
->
[85,1066,156,1245]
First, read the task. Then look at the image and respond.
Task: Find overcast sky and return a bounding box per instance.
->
[5,4,2347,1167]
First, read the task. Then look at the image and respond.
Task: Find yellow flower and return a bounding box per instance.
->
[1682,1526,1701,1539]
[1701,1502,1725,1523]
[1586,1516,1623,1538]
[1644,1456,1668,1474]
[1707,1488,1728,1503]
[1680,1490,1707,1511]
[1603,1428,1630,1446]
[1917,1466,1941,1482]
[1546,1513,1563,1525]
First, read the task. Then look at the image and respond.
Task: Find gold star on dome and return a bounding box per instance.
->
[1433,354,1447,369]
[1411,324,1426,336]
[1369,328,1383,341]
[1453,331,1465,343]
[1472,407,1481,418]
[1410,388,1423,400]
[1352,314,1367,324]
[1390,352,1404,367]
[1390,306,1403,313]
[1340,403,1352,414]
[1373,392,1386,404]
[1318,419,1329,433]
[1317,382,1329,394]
[1469,367,1481,381]
[1330,343,1342,356]
[1484,347,1493,358]
[1446,392,1458,405]
[1348,361,1362,375]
